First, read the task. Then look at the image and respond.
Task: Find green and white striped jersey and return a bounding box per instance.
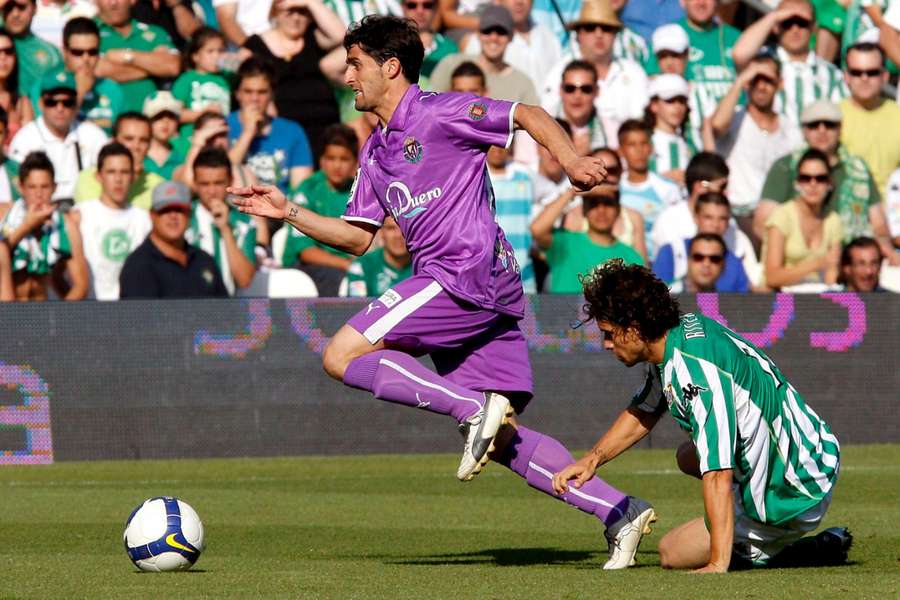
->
[614,26,649,66]
[632,313,840,526]
[774,47,848,129]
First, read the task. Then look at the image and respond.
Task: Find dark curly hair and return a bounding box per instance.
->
[581,259,681,342]
[343,16,424,84]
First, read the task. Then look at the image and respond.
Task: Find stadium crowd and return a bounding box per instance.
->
[0,0,897,300]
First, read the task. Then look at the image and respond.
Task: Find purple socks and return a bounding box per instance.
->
[496,425,629,527]
[343,350,484,422]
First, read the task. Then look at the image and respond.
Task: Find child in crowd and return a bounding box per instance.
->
[281,124,358,296]
[644,74,695,186]
[172,27,231,135]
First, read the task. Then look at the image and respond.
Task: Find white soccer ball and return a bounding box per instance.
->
[123,497,205,572]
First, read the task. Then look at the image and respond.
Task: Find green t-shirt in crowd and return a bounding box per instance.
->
[73,167,165,211]
[96,19,175,113]
[546,231,645,293]
[144,150,185,181]
[172,70,231,138]
[421,34,458,79]
[282,170,354,265]
[341,250,413,297]
[31,70,124,133]
[760,145,880,242]
[13,33,62,97]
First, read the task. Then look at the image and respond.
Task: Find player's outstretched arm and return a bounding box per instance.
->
[229,185,377,256]
[695,469,734,574]
[552,407,661,494]
[513,104,607,191]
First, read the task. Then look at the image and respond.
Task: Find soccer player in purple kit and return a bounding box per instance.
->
[230,15,656,569]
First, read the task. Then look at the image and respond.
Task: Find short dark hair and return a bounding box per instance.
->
[193,147,232,175]
[343,16,424,84]
[749,52,781,76]
[62,16,99,47]
[796,148,832,177]
[112,111,150,137]
[695,192,730,213]
[846,42,885,66]
[20,151,55,183]
[617,119,651,142]
[97,141,133,171]
[581,259,681,342]
[685,152,729,195]
[562,59,597,83]
[451,61,485,86]
[195,110,226,132]
[321,124,359,157]
[184,26,226,70]
[840,236,882,268]
[236,56,275,89]
[591,146,622,169]
[689,232,726,256]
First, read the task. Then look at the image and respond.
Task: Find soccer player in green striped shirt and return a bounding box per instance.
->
[553,260,850,572]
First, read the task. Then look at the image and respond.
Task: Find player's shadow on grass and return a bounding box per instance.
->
[385,547,658,568]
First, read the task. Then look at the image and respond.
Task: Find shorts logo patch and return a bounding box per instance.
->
[467,102,487,121]
[377,288,402,308]
[402,137,423,164]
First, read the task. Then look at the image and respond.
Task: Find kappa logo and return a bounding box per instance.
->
[681,383,708,402]
[385,181,442,220]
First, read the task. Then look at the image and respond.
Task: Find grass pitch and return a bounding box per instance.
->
[1,445,898,599]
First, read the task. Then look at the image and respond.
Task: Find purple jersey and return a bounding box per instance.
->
[342,85,525,318]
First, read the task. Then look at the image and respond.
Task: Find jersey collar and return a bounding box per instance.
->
[384,84,420,133]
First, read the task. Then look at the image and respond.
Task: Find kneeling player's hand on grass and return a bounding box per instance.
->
[564,156,608,192]
[228,185,288,221]
[692,563,728,574]
[552,456,598,495]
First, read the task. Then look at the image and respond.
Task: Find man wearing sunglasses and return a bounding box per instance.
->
[28,18,124,134]
[757,99,899,265]
[401,0,458,81]
[732,0,848,130]
[3,0,62,95]
[9,69,108,204]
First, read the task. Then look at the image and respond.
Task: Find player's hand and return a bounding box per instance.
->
[692,562,728,574]
[228,184,288,220]
[552,456,598,495]
[564,156,608,192]
[209,198,231,230]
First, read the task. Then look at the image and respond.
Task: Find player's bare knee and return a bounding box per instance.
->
[658,536,677,569]
[322,339,350,382]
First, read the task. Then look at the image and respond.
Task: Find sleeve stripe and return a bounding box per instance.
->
[341,215,384,226]
[504,102,520,149]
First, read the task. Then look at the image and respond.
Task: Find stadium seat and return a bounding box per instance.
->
[271,226,289,268]
[237,269,319,298]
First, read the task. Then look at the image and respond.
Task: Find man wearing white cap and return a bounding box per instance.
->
[540,0,648,133]
[646,74,695,183]
[732,0,848,130]
[756,99,899,263]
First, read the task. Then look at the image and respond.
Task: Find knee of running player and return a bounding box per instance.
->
[322,338,355,381]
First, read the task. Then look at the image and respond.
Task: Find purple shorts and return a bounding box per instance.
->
[347,275,533,408]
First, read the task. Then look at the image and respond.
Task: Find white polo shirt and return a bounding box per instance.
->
[9,117,108,202]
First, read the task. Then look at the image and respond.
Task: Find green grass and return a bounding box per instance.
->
[1,445,898,599]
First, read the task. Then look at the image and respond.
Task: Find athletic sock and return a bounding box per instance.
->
[495,425,629,527]
[343,350,484,422]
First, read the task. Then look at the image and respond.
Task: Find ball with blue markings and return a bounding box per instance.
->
[123,497,205,572]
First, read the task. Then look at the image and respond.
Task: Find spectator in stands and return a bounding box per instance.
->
[608,0,650,64]
[762,149,843,289]
[186,147,257,295]
[120,181,228,298]
[556,60,616,155]
[652,152,761,285]
[132,0,202,50]
[228,58,314,194]
[460,0,562,87]
[240,0,345,160]
[654,192,751,292]
[532,183,644,293]
[541,0,648,133]
[403,0,458,81]
[214,0,272,47]
[94,0,181,113]
[340,216,412,297]
[0,108,19,202]
[617,119,682,259]
[437,0,485,36]
[328,0,401,29]
[756,99,898,263]
[50,18,123,134]
[281,124,357,296]
[486,144,538,293]
[172,27,231,131]
[143,91,186,180]
[732,0,848,130]
[10,70,107,204]
[888,168,900,248]
[5,0,62,94]
[840,42,900,197]
[429,5,540,105]
[839,236,884,292]
[711,54,803,240]
[71,142,151,300]
[645,73,694,185]
[30,0,96,50]
[669,232,728,292]
[73,112,163,210]
[0,151,88,300]
[449,60,486,94]
[0,27,34,141]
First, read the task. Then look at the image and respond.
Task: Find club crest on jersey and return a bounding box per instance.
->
[664,384,676,409]
[402,137,423,163]
[467,102,487,121]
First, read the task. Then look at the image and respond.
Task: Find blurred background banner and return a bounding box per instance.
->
[1,293,896,465]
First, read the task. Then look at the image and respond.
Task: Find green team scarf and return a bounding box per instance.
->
[0,200,70,274]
